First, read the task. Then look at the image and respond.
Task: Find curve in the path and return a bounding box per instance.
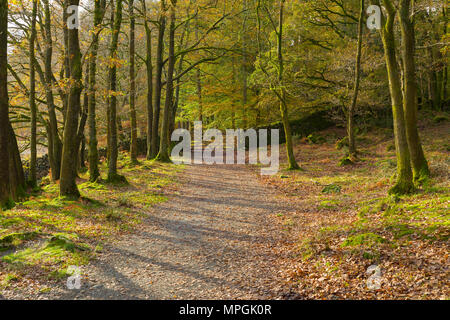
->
[59,164,291,299]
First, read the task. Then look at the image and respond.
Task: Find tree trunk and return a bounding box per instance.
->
[88,0,106,182]
[76,64,89,171]
[195,16,203,123]
[0,3,25,204]
[196,68,203,122]
[347,0,365,160]
[241,0,248,129]
[8,122,26,200]
[60,0,83,198]
[399,0,430,182]
[62,0,70,121]
[129,0,138,164]
[28,0,38,187]
[107,0,125,182]
[144,14,153,160]
[0,0,10,207]
[43,0,62,181]
[79,136,86,169]
[277,0,299,170]
[150,0,167,158]
[170,56,185,144]
[380,0,414,194]
[156,0,176,162]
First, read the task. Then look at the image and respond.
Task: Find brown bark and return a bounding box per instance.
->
[399,0,430,181]
[144,18,153,160]
[129,0,138,163]
[28,0,38,187]
[150,0,167,158]
[60,0,83,198]
[0,0,10,206]
[8,122,26,200]
[379,0,414,194]
[156,0,176,162]
[88,0,106,182]
[277,0,299,170]
[43,0,62,181]
[347,0,365,159]
[107,0,126,182]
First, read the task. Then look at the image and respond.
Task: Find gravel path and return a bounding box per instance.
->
[20,164,292,300]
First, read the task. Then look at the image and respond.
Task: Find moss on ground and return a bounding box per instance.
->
[265,121,449,298]
[0,159,183,289]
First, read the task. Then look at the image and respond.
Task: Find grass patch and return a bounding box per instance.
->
[321,184,342,194]
[0,160,183,289]
[341,232,387,248]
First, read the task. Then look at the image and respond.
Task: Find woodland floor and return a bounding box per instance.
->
[0,160,293,299]
[256,120,449,299]
[0,118,449,300]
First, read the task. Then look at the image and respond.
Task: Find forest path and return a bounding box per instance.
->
[57,164,292,299]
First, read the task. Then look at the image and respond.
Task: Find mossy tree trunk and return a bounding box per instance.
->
[0,0,10,207]
[141,0,153,160]
[156,0,176,163]
[87,0,106,182]
[277,0,299,170]
[241,0,249,129]
[107,0,125,182]
[151,0,167,158]
[379,0,415,195]
[42,0,62,182]
[8,122,26,200]
[129,0,138,164]
[62,0,70,122]
[60,0,83,198]
[28,0,38,188]
[399,0,430,182]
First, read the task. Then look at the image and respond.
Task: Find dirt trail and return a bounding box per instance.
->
[50,164,292,299]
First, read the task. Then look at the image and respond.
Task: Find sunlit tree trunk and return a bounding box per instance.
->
[28,0,38,187]
[277,0,299,170]
[156,0,176,162]
[0,4,25,203]
[62,0,70,121]
[151,0,167,158]
[60,0,83,198]
[0,0,10,207]
[241,0,248,129]
[107,0,125,182]
[129,0,138,164]
[87,0,106,182]
[399,0,430,182]
[145,26,153,159]
[42,0,62,181]
[141,0,153,160]
[195,16,203,123]
[196,67,203,122]
[379,0,414,194]
[8,122,26,200]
